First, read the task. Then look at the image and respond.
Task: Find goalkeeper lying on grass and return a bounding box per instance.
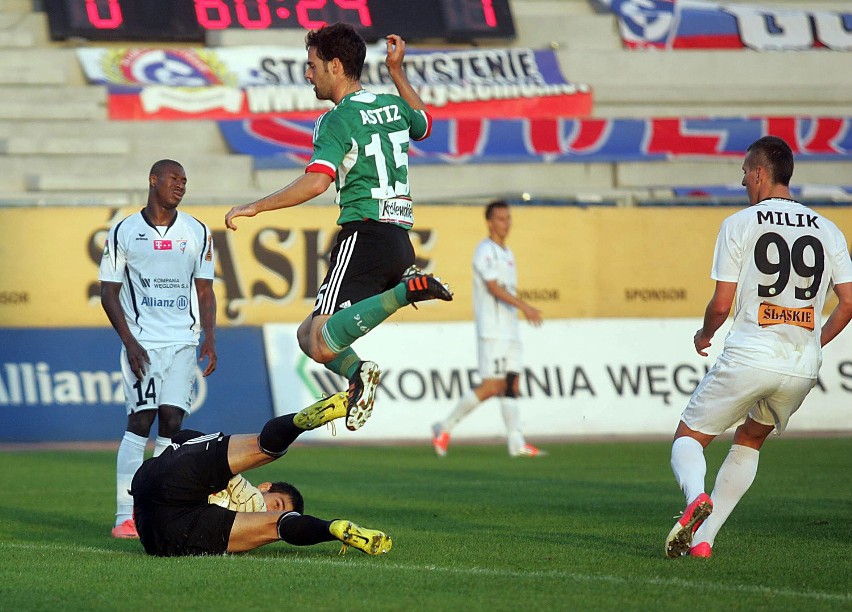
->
[130,392,391,557]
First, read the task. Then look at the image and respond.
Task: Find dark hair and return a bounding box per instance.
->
[305,22,366,80]
[149,159,183,179]
[268,481,305,514]
[746,136,794,186]
[485,200,509,220]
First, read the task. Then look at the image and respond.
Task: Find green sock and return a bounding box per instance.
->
[324,347,360,379]
[321,286,407,354]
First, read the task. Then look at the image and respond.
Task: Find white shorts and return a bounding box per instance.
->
[121,344,197,415]
[478,338,522,380]
[681,354,816,435]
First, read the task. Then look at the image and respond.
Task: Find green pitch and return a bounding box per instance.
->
[0,437,849,610]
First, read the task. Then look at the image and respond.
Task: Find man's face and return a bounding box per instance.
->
[305,46,334,101]
[487,206,512,241]
[741,151,762,205]
[262,491,296,512]
[151,165,186,209]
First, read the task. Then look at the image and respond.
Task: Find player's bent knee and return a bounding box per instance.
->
[258,416,293,458]
[504,372,519,398]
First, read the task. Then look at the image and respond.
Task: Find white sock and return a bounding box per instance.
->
[153,436,172,457]
[670,436,706,504]
[116,431,147,525]
[501,398,525,453]
[442,390,480,431]
[693,444,760,547]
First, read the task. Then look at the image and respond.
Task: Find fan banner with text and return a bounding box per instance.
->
[599,0,852,51]
[76,46,591,120]
[218,116,852,167]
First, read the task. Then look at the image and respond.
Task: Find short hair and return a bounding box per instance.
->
[485,200,509,220]
[746,136,794,186]
[305,22,366,81]
[268,481,304,514]
[149,159,183,179]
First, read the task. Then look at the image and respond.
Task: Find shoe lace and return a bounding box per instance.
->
[337,544,349,555]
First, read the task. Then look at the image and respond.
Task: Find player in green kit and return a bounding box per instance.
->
[225,24,452,432]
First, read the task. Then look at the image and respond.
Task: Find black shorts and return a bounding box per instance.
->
[131,433,238,557]
[313,221,415,316]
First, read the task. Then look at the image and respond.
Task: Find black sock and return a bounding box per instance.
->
[276,513,335,546]
[257,414,299,457]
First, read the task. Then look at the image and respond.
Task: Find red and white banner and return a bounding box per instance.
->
[601,0,852,51]
[78,46,592,120]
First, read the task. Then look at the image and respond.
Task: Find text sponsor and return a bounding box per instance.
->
[518,288,560,302]
[0,291,29,305]
[0,361,207,410]
[378,199,414,228]
[758,302,815,330]
[625,288,687,302]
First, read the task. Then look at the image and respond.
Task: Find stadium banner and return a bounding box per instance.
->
[599,0,852,51]
[263,319,852,443]
[75,46,591,120]
[3,205,852,328]
[219,116,852,167]
[670,185,852,200]
[0,327,273,442]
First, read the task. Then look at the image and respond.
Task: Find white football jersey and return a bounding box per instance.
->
[472,238,519,340]
[712,198,852,378]
[99,210,215,348]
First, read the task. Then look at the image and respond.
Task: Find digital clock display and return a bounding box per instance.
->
[43,0,516,42]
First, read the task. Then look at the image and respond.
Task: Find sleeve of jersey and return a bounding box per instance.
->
[710,217,742,282]
[195,222,215,280]
[305,111,345,179]
[410,108,432,141]
[473,244,499,282]
[208,475,267,512]
[97,223,126,283]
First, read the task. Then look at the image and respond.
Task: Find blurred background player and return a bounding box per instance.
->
[665,136,852,559]
[131,392,392,557]
[431,201,544,457]
[99,159,217,539]
[224,25,451,433]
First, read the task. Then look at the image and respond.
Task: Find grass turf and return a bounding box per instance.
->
[0,437,849,610]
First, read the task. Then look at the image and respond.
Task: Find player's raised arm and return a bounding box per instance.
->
[385,34,427,112]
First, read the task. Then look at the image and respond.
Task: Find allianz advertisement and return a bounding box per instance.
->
[0,327,273,442]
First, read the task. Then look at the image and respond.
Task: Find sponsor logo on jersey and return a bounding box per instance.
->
[141,297,176,308]
[339,300,352,309]
[140,277,151,288]
[103,239,110,257]
[154,240,172,250]
[757,302,815,330]
[135,233,149,241]
[378,198,414,228]
[205,235,213,262]
[178,239,188,253]
[177,296,189,310]
[152,277,186,289]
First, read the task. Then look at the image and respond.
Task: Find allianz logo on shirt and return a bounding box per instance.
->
[140,295,190,310]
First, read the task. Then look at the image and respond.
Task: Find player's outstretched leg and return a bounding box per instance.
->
[346,361,381,431]
[293,391,348,430]
[665,493,713,558]
[329,519,393,555]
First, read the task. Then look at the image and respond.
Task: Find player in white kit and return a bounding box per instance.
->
[99,159,217,539]
[431,201,545,457]
[665,136,852,558]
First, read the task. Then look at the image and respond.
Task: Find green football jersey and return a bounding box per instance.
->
[306,90,431,229]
